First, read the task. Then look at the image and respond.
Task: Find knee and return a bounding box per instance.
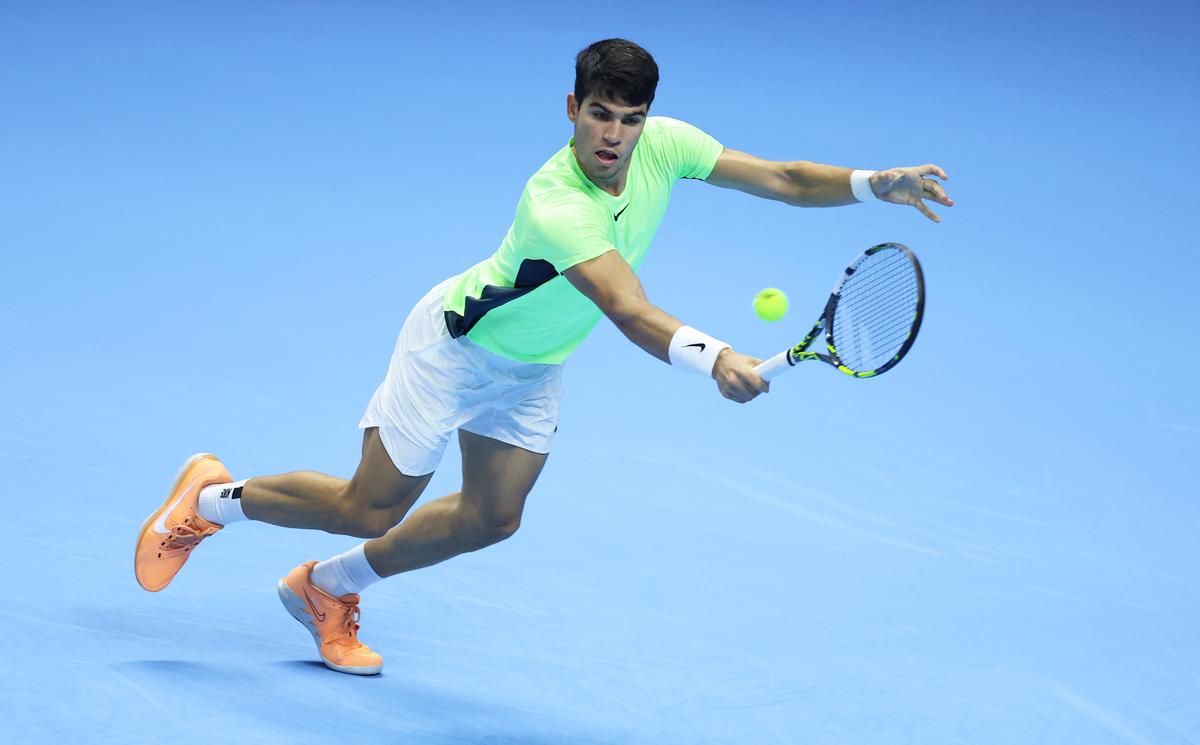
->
[345,512,396,539]
[486,514,521,544]
[336,486,404,539]
[338,509,394,539]
[464,503,522,549]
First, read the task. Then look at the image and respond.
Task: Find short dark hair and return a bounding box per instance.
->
[574,38,659,109]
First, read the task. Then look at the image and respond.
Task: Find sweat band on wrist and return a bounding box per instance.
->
[669,325,731,377]
[850,169,878,203]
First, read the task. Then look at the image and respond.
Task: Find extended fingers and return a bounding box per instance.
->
[922,179,955,206]
[921,163,949,181]
[884,164,951,221]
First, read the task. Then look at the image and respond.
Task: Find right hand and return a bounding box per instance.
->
[712,348,769,403]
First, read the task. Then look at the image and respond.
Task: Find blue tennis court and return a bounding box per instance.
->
[3,2,1198,742]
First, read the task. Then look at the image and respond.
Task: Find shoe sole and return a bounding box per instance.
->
[134,453,217,592]
[276,580,383,676]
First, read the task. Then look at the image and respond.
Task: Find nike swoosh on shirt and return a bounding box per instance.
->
[151,478,200,534]
[683,342,706,352]
[614,204,628,221]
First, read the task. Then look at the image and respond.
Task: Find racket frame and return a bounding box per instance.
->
[755,242,924,381]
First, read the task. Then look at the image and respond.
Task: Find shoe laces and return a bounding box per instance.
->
[162,515,219,551]
[335,603,363,647]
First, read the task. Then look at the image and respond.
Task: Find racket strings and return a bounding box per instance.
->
[848,292,919,331]
[837,305,916,359]
[835,296,917,366]
[832,249,920,372]
[837,261,913,310]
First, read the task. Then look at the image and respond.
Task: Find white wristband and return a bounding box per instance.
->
[669,325,731,377]
[850,169,878,202]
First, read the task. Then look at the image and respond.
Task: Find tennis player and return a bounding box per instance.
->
[134,38,953,675]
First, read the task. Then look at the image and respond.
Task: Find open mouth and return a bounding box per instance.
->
[595,149,618,164]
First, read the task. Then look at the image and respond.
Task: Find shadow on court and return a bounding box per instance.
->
[101,659,620,745]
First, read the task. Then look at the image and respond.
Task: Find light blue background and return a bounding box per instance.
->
[2,1,1198,742]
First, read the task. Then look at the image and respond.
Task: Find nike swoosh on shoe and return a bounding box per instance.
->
[303,589,327,622]
[151,478,201,534]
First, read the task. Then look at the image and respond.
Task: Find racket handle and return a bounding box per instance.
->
[754,350,792,382]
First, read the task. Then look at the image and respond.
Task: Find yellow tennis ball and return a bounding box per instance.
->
[753,288,789,322]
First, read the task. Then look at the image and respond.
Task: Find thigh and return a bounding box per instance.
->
[349,427,434,514]
[458,428,548,524]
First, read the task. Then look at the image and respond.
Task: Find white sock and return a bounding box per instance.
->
[197,479,250,525]
[311,543,384,598]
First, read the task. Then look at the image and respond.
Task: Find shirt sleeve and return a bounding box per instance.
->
[519,195,614,273]
[646,116,724,180]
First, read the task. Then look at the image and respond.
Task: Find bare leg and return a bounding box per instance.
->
[239,428,433,538]
[363,429,548,577]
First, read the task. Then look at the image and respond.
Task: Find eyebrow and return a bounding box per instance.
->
[589,103,648,118]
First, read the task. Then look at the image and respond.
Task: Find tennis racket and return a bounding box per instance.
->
[754,242,925,381]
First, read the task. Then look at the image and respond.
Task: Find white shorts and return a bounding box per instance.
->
[359,277,565,476]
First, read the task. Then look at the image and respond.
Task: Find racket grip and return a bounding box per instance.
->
[754,350,792,382]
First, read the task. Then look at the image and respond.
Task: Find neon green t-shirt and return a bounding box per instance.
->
[442,116,723,364]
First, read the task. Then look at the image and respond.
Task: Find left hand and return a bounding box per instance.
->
[869,165,954,222]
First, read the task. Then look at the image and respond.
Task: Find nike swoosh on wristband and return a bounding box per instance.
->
[684,342,706,352]
[151,479,201,534]
[303,589,327,622]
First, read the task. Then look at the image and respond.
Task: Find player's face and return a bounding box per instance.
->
[567,93,648,187]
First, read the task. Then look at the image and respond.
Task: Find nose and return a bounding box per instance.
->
[602,126,620,147]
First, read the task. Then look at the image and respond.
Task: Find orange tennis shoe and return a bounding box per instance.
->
[134,453,229,592]
[277,561,384,676]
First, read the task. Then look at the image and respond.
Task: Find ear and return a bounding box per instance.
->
[566,92,578,124]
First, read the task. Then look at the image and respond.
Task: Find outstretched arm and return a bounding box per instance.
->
[705,148,954,222]
[563,250,767,404]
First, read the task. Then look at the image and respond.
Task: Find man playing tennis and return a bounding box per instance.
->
[134,38,953,675]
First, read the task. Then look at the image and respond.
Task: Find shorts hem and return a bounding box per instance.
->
[457,423,554,455]
[359,422,442,477]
